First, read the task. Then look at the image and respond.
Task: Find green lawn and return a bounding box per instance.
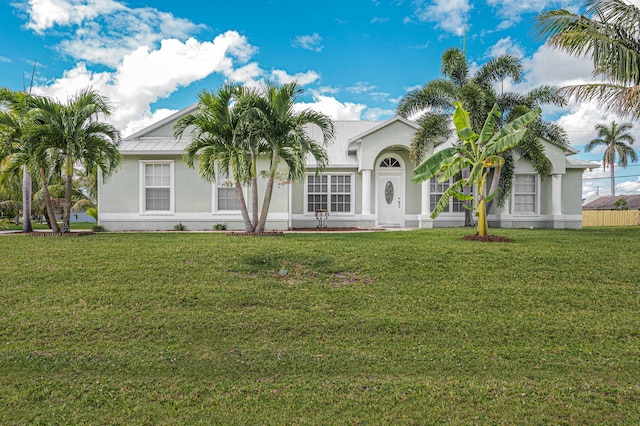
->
[1,227,639,424]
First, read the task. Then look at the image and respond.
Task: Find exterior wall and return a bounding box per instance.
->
[100,155,290,231]
[358,121,414,171]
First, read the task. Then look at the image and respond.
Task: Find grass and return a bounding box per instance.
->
[0,227,639,424]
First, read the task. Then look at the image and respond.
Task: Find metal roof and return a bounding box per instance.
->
[566,158,598,169]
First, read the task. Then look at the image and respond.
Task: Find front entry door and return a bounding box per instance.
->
[377,172,404,227]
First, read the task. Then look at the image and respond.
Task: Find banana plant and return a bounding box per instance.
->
[413,102,541,237]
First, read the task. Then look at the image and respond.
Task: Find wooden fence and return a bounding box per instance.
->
[582,210,640,227]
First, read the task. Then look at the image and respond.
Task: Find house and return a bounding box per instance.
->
[583,195,640,210]
[98,105,594,231]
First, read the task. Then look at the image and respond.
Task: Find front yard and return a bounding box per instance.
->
[1,228,638,424]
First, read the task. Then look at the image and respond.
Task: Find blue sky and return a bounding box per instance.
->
[2,0,640,198]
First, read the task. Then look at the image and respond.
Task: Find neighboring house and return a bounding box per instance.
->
[99,105,594,231]
[583,195,640,210]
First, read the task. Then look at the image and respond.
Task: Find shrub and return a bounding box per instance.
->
[214,223,227,231]
[92,225,106,232]
[174,222,186,231]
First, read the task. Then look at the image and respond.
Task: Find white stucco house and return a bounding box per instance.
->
[98,104,594,231]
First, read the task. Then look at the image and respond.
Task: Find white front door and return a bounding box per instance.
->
[377,172,404,227]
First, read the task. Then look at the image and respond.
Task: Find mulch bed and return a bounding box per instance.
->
[462,234,513,243]
[227,231,284,237]
[30,231,95,237]
[291,227,371,232]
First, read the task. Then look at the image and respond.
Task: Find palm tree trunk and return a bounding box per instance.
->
[39,166,60,233]
[255,176,274,233]
[255,153,278,233]
[62,154,73,233]
[251,153,259,228]
[485,166,501,212]
[235,180,254,232]
[22,165,33,232]
[610,163,616,196]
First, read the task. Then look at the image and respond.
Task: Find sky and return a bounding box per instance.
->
[1,0,640,199]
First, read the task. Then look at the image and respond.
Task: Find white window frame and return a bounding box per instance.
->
[211,167,247,213]
[304,173,355,215]
[429,177,466,214]
[139,160,175,214]
[512,173,539,215]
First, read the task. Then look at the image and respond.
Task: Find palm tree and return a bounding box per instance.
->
[585,121,637,196]
[176,84,257,232]
[0,89,34,232]
[397,48,568,217]
[536,0,640,119]
[30,89,121,233]
[252,82,334,233]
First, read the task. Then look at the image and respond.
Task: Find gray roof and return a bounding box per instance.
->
[120,114,385,166]
[566,157,598,169]
[305,120,382,167]
[583,194,640,210]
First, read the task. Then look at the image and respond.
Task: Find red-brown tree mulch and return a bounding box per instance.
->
[462,234,513,243]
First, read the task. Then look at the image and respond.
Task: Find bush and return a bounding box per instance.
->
[214,223,227,231]
[92,225,106,232]
[174,222,186,231]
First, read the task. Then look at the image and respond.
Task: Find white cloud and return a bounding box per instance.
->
[347,81,376,94]
[363,107,396,120]
[295,95,366,120]
[485,0,580,29]
[25,0,125,32]
[487,37,524,59]
[0,56,12,63]
[411,0,471,36]
[32,31,259,135]
[271,70,321,86]
[617,177,640,195]
[292,33,323,52]
[23,0,204,67]
[371,17,390,24]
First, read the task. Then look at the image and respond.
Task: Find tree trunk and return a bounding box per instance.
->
[22,165,32,232]
[255,153,279,233]
[62,155,73,233]
[485,166,501,212]
[39,166,60,233]
[251,177,259,229]
[462,167,475,227]
[251,154,259,228]
[255,177,274,233]
[477,198,489,237]
[235,180,254,232]
[610,163,615,196]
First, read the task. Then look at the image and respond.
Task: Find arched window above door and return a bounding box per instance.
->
[379,157,401,168]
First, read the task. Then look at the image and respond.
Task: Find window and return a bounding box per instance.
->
[306,174,353,214]
[514,174,537,213]
[217,186,241,211]
[430,177,465,213]
[140,161,174,213]
[380,157,401,168]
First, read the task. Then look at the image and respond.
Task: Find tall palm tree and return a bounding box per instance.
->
[177,84,257,232]
[536,0,640,119]
[0,89,34,232]
[397,48,568,215]
[585,121,637,196]
[30,89,121,233]
[252,82,334,233]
